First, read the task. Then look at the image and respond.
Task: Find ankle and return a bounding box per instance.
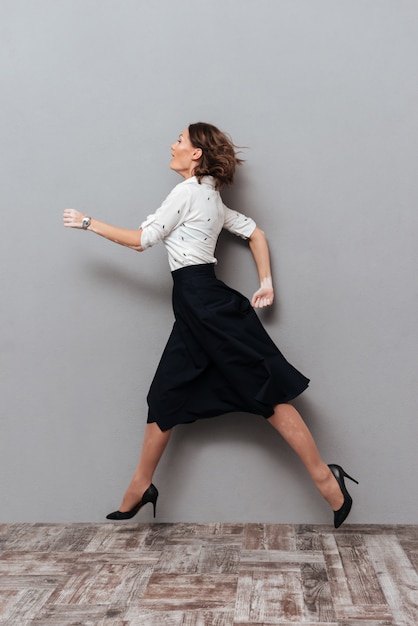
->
[126,478,151,496]
[309,462,331,486]
[311,465,344,510]
[120,482,149,512]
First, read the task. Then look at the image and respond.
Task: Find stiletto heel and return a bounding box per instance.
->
[106,484,158,520]
[328,464,359,529]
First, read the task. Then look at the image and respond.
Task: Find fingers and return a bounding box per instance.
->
[63,209,84,228]
[251,291,274,308]
[257,297,272,308]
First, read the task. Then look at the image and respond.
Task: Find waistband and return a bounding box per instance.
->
[171,263,216,282]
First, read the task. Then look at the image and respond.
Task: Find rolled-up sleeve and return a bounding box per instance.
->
[140,185,191,250]
[222,205,256,239]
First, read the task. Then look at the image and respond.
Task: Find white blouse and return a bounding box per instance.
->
[140,176,256,271]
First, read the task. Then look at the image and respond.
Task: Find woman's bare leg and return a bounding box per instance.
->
[268,403,344,510]
[118,422,172,512]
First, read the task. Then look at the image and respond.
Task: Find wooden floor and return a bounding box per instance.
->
[0,523,416,625]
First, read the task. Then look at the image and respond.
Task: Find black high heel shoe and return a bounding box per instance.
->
[106,484,158,520]
[328,464,359,529]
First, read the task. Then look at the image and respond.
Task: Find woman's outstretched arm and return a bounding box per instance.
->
[248,226,274,308]
[63,209,143,252]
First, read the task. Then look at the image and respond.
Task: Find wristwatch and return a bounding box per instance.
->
[82,216,91,230]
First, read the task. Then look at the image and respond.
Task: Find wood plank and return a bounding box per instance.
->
[397,524,418,573]
[234,623,340,626]
[243,524,296,550]
[240,548,324,566]
[142,523,185,550]
[83,523,150,553]
[320,532,354,614]
[141,573,238,610]
[154,545,201,573]
[0,551,70,576]
[333,604,396,620]
[295,524,324,551]
[165,523,244,547]
[300,562,336,622]
[123,608,185,626]
[0,589,53,625]
[181,609,235,626]
[123,608,236,626]
[197,544,241,574]
[29,602,127,625]
[333,622,394,626]
[0,590,21,623]
[0,574,67,590]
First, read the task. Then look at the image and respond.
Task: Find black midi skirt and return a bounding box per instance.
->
[147,264,309,431]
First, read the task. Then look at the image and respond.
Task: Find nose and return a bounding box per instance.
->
[170,142,176,151]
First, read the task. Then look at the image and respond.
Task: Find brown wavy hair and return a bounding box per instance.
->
[188,122,244,189]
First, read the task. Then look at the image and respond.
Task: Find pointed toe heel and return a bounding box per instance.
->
[328,464,359,529]
[106,483,159,521]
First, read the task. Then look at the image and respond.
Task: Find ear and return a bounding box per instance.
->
[192,147,202,161]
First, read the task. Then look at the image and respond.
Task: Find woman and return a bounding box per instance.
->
[63,122,358,528]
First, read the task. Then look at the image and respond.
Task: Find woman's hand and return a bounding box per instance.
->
[251,277,274,308]
[63,209,86,229]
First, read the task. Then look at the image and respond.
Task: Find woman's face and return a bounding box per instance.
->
[170,128,202,179]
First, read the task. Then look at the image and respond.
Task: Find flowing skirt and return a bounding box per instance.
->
[147,264,309,431]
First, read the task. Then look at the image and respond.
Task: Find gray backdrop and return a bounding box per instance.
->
[1,0,417,523]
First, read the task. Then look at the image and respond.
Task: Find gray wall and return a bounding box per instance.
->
[1,0,417,523]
